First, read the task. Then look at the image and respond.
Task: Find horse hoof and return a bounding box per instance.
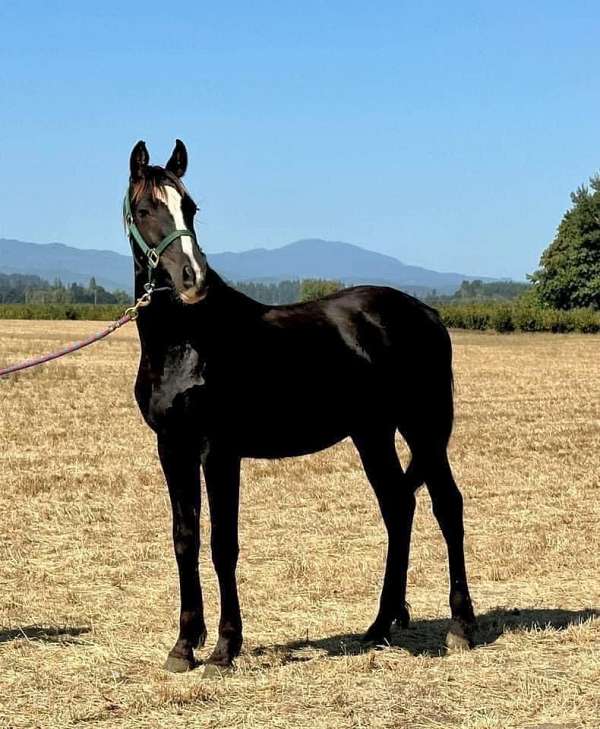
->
[394,606,410,630]
[203,663,233,679]
[164,653,196,673]
[446,620,474,652]
[362,624,390,645]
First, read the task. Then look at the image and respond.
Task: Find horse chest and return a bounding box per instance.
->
[138,343,208,432]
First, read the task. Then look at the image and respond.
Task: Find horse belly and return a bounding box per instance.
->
[235,415,350,458]
[220,377,372,458]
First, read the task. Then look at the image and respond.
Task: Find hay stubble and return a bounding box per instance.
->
[0,322,598,728]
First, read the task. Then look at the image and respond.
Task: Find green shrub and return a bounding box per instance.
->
[570,308,600,333]
[463,305,491,330]
[436,301,600,333]
[490,306,515,333]
[300,279,343,301]
[512,305,544,332]
[2,300,599,333]
[543,309,573,333]
[438,303,493,330]
[438,306,465,329]
[0,304,124,321]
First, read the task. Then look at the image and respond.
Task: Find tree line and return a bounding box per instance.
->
[0,274,130,305]
[429,279,531,302]
[0,273,345,307]
[234,278,343,303]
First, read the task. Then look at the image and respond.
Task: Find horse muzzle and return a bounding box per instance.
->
[179,286,208,305]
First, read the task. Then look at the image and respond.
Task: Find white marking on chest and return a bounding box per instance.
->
[160,185,204,280]
[151,344,206,415]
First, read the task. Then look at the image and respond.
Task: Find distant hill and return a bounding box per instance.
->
[0,237,495,295]
[211,239,495,294]
[0,239,132,292]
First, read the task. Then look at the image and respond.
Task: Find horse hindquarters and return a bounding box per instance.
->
[395,328,476,648]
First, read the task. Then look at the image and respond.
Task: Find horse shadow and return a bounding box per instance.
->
[251,607,599,663]
[0,625,90,646]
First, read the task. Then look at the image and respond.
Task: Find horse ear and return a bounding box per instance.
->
[130,140,149,181]
[166,139,188,178]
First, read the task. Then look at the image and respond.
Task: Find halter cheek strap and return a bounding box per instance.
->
[123,190,197,288]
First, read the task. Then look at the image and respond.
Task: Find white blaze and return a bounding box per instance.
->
[160,185,204,283]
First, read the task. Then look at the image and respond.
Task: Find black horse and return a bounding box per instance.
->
[126,140,475,673]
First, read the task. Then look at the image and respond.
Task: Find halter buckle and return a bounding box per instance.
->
[124,290,153,320]
[148,249,160,268]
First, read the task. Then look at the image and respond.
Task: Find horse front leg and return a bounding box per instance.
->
[353,430,415,642]
[158,435,206,672]
[203,449,243,672]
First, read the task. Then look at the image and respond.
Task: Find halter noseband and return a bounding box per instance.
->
[123,188,197,290]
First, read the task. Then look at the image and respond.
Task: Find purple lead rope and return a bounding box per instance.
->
[0,286,165,379]
[0,314,134,378]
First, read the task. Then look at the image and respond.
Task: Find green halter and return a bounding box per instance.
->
[123,190,197,288]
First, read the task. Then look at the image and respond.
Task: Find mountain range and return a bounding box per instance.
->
[0,237,495,295]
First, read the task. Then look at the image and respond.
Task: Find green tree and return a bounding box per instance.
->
[530,174,600,309]
[89,277,98,305]
[233,280,301,304]
[451,279,530,301]
[300,279,343,302]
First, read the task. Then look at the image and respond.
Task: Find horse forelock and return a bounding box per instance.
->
[130,167,188,206]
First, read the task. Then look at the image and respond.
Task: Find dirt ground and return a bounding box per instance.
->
[0,322,598,728]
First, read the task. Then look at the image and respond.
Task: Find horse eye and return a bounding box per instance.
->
[138,209,149,218]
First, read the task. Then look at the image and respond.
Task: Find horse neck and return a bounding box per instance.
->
[134,266,265,351]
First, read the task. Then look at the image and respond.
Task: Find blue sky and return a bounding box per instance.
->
[0,1,598,279]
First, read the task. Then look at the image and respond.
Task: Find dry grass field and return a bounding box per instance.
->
[0,321,599,729]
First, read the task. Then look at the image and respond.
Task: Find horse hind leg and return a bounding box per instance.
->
[424,450,476,649]
[400,351,476,649]
[353,429,421,642]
